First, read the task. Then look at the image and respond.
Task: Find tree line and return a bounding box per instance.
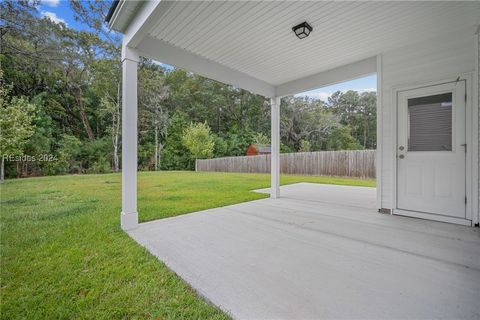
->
[0,0,376,180]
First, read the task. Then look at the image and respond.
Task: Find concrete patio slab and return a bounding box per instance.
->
[253,182,377,209]
[128,183,480,319]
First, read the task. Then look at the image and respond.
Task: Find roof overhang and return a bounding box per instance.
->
[107,0,145,34]
[110,1,480,98]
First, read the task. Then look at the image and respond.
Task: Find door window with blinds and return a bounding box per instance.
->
[407,92,452,151]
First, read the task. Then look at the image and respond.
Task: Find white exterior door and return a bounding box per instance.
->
[397,81,466,219]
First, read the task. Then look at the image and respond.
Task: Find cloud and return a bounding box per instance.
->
[41,11,67,26]
[355,88,377,93]
[42,0,60,7]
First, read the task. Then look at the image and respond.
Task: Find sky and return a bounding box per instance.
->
[294,74,377,100]
[38,0,377,100]
[39,0,84,30]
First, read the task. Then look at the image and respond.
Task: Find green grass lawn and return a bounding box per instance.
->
[0,171,374,319]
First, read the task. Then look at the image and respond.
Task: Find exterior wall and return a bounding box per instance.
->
[379,27,477,214]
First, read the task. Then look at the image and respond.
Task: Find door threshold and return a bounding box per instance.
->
[394,209,471,226]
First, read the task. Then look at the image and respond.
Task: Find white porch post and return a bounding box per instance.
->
[270,97,281,198]
[121,45,140,230]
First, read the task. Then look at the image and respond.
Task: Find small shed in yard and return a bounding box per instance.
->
[246,144,271,156]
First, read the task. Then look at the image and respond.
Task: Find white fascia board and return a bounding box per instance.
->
[122,1,170,48]
[275,57,377,97]
[136,36,276,98]
[107,0,125,31]
[109,0,142,33]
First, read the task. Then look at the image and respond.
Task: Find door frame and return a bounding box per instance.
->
[391,73,476,226]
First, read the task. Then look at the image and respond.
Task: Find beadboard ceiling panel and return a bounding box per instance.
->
[142,1,480,86]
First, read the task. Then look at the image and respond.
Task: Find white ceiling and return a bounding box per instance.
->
[142,1,480,86]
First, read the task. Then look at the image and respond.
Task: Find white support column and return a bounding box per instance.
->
[270,97,281,199]
[121,45,140,230]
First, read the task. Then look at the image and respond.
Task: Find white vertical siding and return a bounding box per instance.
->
[380,27,475,209]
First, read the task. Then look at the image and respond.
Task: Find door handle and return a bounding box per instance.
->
[398,154,405,159]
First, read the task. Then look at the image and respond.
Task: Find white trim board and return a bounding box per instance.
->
[472,32,479,226]
[376,54,383,210]
[393,209,472,226]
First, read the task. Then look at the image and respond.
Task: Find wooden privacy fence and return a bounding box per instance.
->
[196,150,376,179]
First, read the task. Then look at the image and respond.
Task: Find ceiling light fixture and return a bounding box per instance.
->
[292,21,313,39]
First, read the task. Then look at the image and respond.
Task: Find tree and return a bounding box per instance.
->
[21,93,55,177]
[56,134,82,174]
[69,0,121,46]
[357,92,377,148]
[212,134,228,157]
[253,132,269,145]
[1,0,123,177]
[327,90,377,149]
[298,140,311,152]
[281,96,340,151]
[324,126,363,150]
[0,75,36,181]
[89,57,121,170]
[163,69,270,138]
[139,63,170,170]
[69,0,122,169]
[98,94,120,172]
[0,0,376,177]
[182,122,215,160]
[1,0,116,142]
[161,114,190,170]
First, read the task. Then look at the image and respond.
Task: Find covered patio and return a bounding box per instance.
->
[107,1,480,318]
[110,1,479,230]
[129,183,480,319]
